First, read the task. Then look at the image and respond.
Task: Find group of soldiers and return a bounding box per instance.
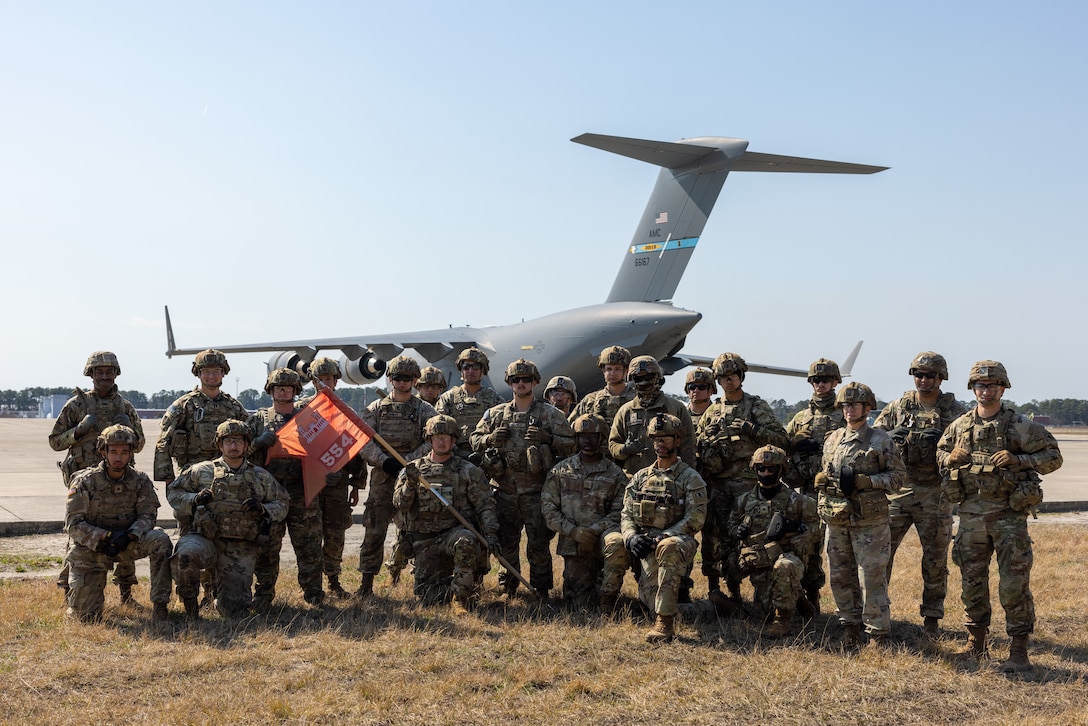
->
[49,344,1061,673]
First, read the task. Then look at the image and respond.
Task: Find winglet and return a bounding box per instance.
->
[840,340,864,377]
[165,306,177,358]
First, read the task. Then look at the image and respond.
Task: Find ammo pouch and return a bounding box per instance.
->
[852,489,889,519]
[58,454,80,486]
[904,431,937,466]
[636,496,683,530]
[481,448,506,479]
[942,470,968,504]
[1009,476,1044,512]
[698,440,726,477]
[211,501,261,541]
[738,541,783,573]
[818,494,852,526]
[171,430,189,459]
[526,445,543,475]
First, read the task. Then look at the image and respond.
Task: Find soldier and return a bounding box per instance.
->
[727,445,819,637]
[609,355,696,477]
[543,375,578,417]
[541,414,629,612]
[569,345,636,431]
[64,425,172,623]
[471,359,575,599]
[937,360,1062,673]
[168,420,289,620]
[695,352,788,601]
[684,367,716,425]
[355,356,437,600]
[415,366,448,406]
[392,415,500,611]
[302,357,363,599]
[873,352,967,638]
[815,382,907,647]
[435,347,503,462]
[49,351,145,600]
[784,358,847,614]
[621,414,708,642]
[248,368,325,608]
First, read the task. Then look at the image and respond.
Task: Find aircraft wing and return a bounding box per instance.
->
[660,341,863,380]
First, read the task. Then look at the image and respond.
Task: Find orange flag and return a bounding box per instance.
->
[267,387,373,506]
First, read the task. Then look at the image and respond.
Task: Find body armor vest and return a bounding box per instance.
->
[412,458,469,535]
[82,468,142,531]
[173,393,247,468]
[253,407,302,483]
[630,464,688,530]
[194,462,263,541]
[377,399,425,454]
[444,386,500,450]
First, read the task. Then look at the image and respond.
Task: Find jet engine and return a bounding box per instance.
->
[266,352,312,379]
[341,351,386,385]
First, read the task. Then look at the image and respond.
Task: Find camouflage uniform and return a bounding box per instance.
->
[154,388,248,488]
[571,383,637,428]
[50,385,145,590]
[65,461,172,619]
[541,453,629,608]
[620,459,707,618]
[937,405,1061,637]
[609,393,696,476]
[392,453,498,605]
[435,384,503,457]
[874,390,966,619]
[818,423,907,636]
[249,406,325,605]
[471,399,574,594]
[695,393,788,587]
[728,483,819,618]
[168,457,289,618]
[358,393,436,576]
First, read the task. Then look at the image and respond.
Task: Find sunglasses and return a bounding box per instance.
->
[460,363,483,371]
[510,376,534,384]
[914,371,938,380]
[755,465,778,473]
[810,376,834,385]
[686,384,710,392]
[390,375,414,383]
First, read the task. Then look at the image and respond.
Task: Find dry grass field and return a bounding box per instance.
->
[1,523,1087,725]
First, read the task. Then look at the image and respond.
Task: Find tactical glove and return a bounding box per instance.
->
[621,436,648,458]
[853,473,872,491]
[920,428,943,444]
[839,466,856,497]
[732,521,751,540]
[382,457,404,477]
[252,430,278,449]
[486,535,503,555]
[727,420,756,438]
[194,489,213,506]
[111,413,133,428]
[74,414,98,437]
[947,447,971,467]
[889,427,910,444]
[813,472,830,491]
[403,462,421,483]
[489,426,510,447]
[792,437,820,455]
[100,529,134,557]
[524,426,552,446]
[626,534,655,559]
[242,498,265,514]
[569,526,597,546]
[991,450,1018,469]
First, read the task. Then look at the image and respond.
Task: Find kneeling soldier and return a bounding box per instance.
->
[728,445,819,637]
[393,415,500,610]
[168,420,289,620]
[65,425,172,623]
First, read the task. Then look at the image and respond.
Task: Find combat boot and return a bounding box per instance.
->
[962,625,988,660]
[727,580,742,601]
[841,622,862,649]
[354,574,374,601]
[1001,634,1033,674]
[183,597,201,622]
[327,575,350,599]
[923,616,940,639]
[599,592,619,615]
[804,586,822,616]
[304,590,326,607]
[119,584,135,605]
[152,602,169,622]
[709,589,745,619]
[645,614,675,643]
[765,609,793,638]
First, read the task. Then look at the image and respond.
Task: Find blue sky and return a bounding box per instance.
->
[2,2,1085,406]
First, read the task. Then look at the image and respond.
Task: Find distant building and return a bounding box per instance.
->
[39,394,70,419]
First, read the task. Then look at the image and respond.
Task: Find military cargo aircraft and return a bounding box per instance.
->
[165,132,885,398]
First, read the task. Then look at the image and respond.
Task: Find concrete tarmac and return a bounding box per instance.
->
[1,418,1085,536]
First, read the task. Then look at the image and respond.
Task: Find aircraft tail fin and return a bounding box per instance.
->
[572,133,887,304]
[165,306,178,358]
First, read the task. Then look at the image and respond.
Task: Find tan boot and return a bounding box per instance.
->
[923,616,940,639]
[962,625,988,659]
[841,622,862,649]
[645,614,675,643]
[327,575,350,599]
[1001,634,1034,674]
[765,609,793,638]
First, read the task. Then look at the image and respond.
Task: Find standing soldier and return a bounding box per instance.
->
[684,368,716,425]
[415,366,448,406]
[569,345,636,431]
[937,361,1062,673]
[784,358,846,614]
[303,357,363,599]
[392,415,500,611]
[696,352,788,601]
[815,382,907,647]
[168,420,289,620]
[543,376,578,418]
[49,351,145,601]
[621,414,707,642]
[436,347,503,462]
[541,414,629,612]
[727,445,819,637]
[355,356,437,600]
[873,352,967,638]
[471,359,575,599]
[64,425,172,623]
[248,368,325,608]
[609,356,696,476]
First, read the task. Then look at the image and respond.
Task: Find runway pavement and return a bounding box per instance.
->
[1,417,1085,536]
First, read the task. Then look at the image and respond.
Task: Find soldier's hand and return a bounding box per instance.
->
[853,473,873,491]
[626,533,655,559]
[839,466,856,496]
[486,534,503,555]
[466,451,484,467]
[991,450,1018,469]
[252,430,278,449]
[194,489,213,506]
[621,436,648,457]
[889,427,910,444]
[112,413,133,428]
[382,458,404,477]
[242,498,265,514]
[403,462,421,483]
[74,414,97,436]
[813,471,830,490]
[569,526,597,547]
[524,426,552,446]
[920,428,943,444]
[732,521,751,540]
[792,437,820,455]
[727,420,756,437]
[489,426,510,447]
[349,482,361,507]
[948,447,971,467]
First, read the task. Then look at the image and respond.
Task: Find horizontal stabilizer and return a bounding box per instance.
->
[572,133,746,170]
[732,152,887,175]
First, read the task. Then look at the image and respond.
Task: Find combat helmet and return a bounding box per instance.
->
[215,419,253,444]
[685,367,717,394]
[505,359,540,384]
[96,424,138,454]
[647,413,683,438]
[750,444,789,472]
[265,367,304,395]
[909,351,949,381]
[967,360,1011,389]
[807,358,842,384]
[627,355,664,385]
[308,357,342,381]
[192,349,230,376]
[418,366,448,388]
[597,345,632,369]
[836,382,877,409]
[387,356,422,380]
[456,347,490,374]
[83,351,121,377]
[424,414,460,440]
[572,413,608,436]
[544,375,578,402]
[713,352,748,380]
